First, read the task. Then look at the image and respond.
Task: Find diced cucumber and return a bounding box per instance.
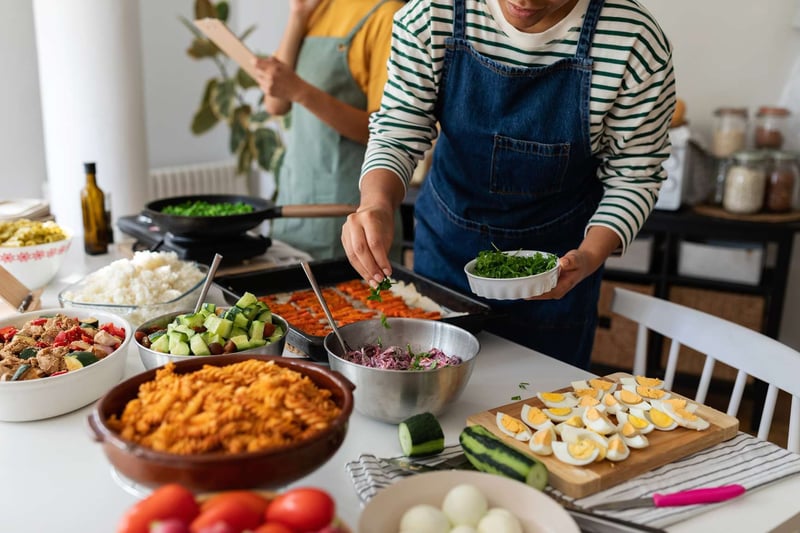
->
[267,326,284,344]
[170,340,191,356]
[249,320,265,341]
[247,339,267,349]
[178,312,205,329]
[172,324,196,338]
[235,291,258,309]
[72,351,99,366]
[204,314,233,338]
[398,412,445,457]
[256,309,272,323]
[189,334,211,356]
[232,312,249,330]
[230,334,251,351]
[150,333,170,353]
[201,302,216,314]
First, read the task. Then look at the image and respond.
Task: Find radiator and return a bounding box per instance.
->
[148,160,252,199]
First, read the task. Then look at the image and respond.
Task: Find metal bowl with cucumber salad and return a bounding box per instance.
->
[135,292,288,370]
[324,317,480,423]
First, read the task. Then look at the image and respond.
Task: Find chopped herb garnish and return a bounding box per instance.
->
[519,381,530,389]
[474,245,557,279]
[511,395,521,401]
[380,314,390,329]
[367,277,393,302]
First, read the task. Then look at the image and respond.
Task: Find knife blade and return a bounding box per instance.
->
[587,484,746,511]
[382,453,473,473]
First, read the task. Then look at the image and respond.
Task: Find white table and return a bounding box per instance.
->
[1,246,799,533]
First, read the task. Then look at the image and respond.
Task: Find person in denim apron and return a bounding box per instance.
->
[341,0,675,369]
[254,0,403,260]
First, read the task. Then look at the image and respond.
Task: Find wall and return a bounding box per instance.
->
[0,0,798,347]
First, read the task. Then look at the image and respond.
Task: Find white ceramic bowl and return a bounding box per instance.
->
[0,308,132,421]
[464,250,560,300]
[0,232,72,289]
[359,470,579,533]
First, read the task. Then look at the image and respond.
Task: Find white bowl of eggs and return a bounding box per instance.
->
[358,470,579,533]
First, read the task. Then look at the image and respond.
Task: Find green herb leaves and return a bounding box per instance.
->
[473,248,557,279]
[367,277,393,302]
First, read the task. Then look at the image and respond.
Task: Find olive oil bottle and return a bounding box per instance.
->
[80,162,110,255]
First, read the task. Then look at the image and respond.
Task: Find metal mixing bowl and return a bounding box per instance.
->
[135,310,289,370]
[324,318,480,423]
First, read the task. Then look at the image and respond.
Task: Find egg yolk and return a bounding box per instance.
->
[609,437,626,453]
[674,407,699,421]
[548,407,572,417]
[533,429,553,445]
[649,409,675,428]
[628,414,649,429]
[636,385,666,399]
[541,392,567,403]
[579,395,600,407]
[621,422,637,437]
[619,389,643,404]
[564,415,583,427]
[585,407,602,420]
[603,394,618,406]
[525,407,549,425]
[635,375,663,388]
[665,398,688,409]
[589,378,614,391]
[500,414,526,433]
[568,439,597,460]
[574,388,598,398]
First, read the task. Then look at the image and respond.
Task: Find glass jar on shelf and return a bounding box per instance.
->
[755,106,790,150]
[712,107,748,158]
[722,150,768,215]
[764,151,800,213]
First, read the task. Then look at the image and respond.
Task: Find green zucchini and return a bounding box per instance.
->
[459,424,548,490]
[398,412,445,457]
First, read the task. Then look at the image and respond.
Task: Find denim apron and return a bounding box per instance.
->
[274,0,401,260]
[414,0,606,368]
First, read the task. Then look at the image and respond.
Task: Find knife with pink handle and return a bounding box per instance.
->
[588,484,747,511]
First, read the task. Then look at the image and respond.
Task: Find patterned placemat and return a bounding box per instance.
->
[346,433,800,529]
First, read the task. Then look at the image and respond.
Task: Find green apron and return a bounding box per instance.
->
[273,0,402,261]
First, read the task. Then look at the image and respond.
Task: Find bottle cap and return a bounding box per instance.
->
[84,162,96,174]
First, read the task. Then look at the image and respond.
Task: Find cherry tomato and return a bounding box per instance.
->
[190,499,263,533]
[200,491,271,516]
[251,523,294,533]
[117,484,200,533]
[264,487,335,532]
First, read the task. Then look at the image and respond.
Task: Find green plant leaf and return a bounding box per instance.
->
[251,111,270,123]
[215,1,229,22]
[210,79,236,120]
[254,128,282,173]
[178,16,206,40]
[194,0,217,19]
[191,79,221,134]
[229,105,251,153]
[239,25,257,42]
[187,37,219,59]
[236,133,255,175]
[236,68,258,89]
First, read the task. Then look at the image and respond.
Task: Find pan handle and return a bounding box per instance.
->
[275,204,356,218]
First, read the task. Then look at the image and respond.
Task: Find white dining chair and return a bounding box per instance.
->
[610,287,800,453]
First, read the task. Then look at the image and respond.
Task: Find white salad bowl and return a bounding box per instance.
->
[464,250,560,300]
[0,308,132,421]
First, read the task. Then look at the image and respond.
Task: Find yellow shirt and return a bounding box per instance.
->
[307,0,405,112]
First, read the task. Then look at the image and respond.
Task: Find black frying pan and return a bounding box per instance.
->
[143,194,355,238]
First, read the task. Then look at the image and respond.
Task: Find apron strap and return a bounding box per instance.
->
[576,0,604,58]
[453,0,466,39]
[345,0,391,42]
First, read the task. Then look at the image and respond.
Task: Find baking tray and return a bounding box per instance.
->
[214,258,493,362]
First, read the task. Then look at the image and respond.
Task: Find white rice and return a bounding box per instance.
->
[60,251,207,325]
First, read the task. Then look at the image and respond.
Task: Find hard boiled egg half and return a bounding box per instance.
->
[658,398,711,430]
[520,404,554,431]
[553,427,607,465]
[529,425,556,456]
[606,433,631,462]
[621,375,665,390]
[537,391,578,408]
[495,412,532,441]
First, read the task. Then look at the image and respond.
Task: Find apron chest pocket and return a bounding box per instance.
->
[490,134,570,198]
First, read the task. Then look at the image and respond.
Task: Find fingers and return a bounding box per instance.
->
[341,210,393,288]
[528,250,583,301]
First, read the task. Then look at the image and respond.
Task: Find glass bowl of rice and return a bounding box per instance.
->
[58,251,208,328]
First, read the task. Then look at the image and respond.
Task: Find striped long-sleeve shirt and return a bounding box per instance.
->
[361,0,676,252]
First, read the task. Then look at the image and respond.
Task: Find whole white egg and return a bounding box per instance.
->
[442,483,488,527]
[477,508,523,533]
[399,504,450,533]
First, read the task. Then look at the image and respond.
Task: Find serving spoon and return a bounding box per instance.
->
[193,253,223,313]
[300,261,352,354]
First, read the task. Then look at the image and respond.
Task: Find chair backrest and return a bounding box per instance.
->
[610,287,800,453]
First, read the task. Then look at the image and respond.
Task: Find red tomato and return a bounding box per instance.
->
[117,484,200,533]
[200,491,271,516]
[190,499,263,533]
[251,523,294,533]
[264,488,335,532]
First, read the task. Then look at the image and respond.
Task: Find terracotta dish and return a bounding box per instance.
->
[88,354,355,492]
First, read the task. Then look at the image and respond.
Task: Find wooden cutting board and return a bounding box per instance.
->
[465,373,739,498]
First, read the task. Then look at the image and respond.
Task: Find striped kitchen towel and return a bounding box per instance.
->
[345,432,800,529]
